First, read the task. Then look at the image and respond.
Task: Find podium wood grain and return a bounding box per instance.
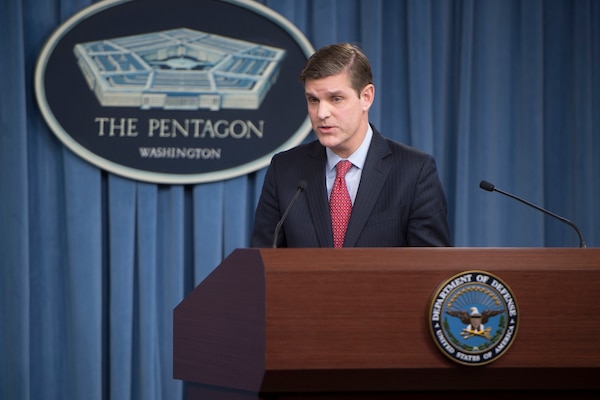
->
[174,248,600,399]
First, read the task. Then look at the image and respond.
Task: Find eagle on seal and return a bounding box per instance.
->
[446,306,504,339]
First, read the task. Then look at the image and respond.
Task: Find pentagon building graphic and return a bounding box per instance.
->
[73,28,286,110]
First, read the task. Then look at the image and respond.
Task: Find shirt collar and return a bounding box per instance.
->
[326,125,373,172]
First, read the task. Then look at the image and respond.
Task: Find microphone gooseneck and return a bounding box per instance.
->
[479,180,586,248]
[272,180,307,248]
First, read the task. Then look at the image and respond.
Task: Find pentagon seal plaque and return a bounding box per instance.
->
[429,270,519,366]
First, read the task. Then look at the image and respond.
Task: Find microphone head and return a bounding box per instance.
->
[479,180,495,192]
[297,179,307,191]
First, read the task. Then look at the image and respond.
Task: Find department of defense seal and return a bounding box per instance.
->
[428,270,519,366]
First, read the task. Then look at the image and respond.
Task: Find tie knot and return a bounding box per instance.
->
[336,160,352,177]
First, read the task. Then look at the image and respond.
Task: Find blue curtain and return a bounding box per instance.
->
[1,0,598,399]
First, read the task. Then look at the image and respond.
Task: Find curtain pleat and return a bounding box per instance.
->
[156,186,185,400]
[1,1,30,398]
[449,0,476,245]
[108,175,136,399]
[63,152,103,399]
[2,1,599,399]
[132,183,159,400]
[192,182,224,286]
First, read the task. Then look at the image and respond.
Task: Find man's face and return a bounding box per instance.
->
[304,71,374,158]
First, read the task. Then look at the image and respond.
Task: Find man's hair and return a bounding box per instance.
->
[299,43,373,96]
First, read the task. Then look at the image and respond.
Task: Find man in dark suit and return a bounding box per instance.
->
[251,43,451,248]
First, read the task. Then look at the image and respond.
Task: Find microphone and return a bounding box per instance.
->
[272,180,307,248]
[479,180,586,248]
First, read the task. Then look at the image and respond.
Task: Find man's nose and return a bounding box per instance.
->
[317,102,331,120]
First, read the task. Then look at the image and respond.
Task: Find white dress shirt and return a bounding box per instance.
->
[325,126,373,205]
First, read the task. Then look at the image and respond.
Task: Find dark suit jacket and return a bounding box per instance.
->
[251,127,451,247]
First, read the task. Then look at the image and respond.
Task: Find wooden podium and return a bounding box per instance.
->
[173,248,600,399]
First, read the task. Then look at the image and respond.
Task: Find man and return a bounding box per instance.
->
[251,43,451,248]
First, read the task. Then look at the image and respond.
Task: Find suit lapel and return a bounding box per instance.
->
[344,130,392,247]
[302,142,334,247]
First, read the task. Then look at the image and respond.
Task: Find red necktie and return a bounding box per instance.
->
[330,160,353,248]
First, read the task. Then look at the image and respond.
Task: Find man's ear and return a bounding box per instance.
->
[360,84,375,110]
